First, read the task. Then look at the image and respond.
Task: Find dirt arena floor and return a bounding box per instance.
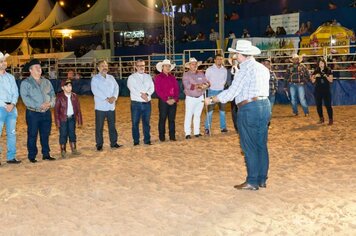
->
[0,96,355,236]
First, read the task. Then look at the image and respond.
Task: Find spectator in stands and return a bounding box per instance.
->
[230,11,239,21]
[265,25,276,37]
[306,21,313,34]
[182,58,210,139]
[204,54,228,134]
[91,60,122,151]
[49,66,57,80]
[276,27,286,36]
[20,59,56,163]
[228,31,236,39]
[263,58,278,127]
[67,69,75,80]
[209,28,219,41]
[241,28,251,38]
[154,59,179,142]
[348,62,356,79]
[284,54,310,116]
[127,59,154,146]
[181,31,192,43]
[311,58,334,125]
[296,23,308,35]
[0,52,21,164]
[331,19,341,26]
[328,1,337,10]
[195,32,206,41]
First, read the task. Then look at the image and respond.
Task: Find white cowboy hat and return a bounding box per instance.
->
[228,39,261,55]
[0,52,10,61]
[184,57,202,68]
[290,53,304,62]
[156,59,176,72]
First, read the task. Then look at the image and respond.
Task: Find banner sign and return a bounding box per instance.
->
[270,13,300,35]
[300,36,350,55]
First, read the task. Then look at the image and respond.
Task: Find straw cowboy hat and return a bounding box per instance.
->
[0,52,10,61]
[228,39,261,55]
[290,53,304,62]
[184,57,202,68]
[156,59,176,72]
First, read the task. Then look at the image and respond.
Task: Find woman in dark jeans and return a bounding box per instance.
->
[311,58,334,125]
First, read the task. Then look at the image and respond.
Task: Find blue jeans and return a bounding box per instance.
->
[131,101,151,144]
[237,99,271,187]
[0,107,17,160]
[289,83,309,115]
[26,110,52,160]
[59,117,76,144]
[205,89,226,130]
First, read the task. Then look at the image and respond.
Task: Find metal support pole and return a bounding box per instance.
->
[218,0,225,52]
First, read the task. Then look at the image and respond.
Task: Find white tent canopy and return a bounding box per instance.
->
[10,39,33,56]
[0,0,52,38]
[53,0,165,31]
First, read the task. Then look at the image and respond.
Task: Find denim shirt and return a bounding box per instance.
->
[20,76,55,109]
[0,72,19,107]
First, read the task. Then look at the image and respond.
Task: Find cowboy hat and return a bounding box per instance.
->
[23,59,41,72]
[290,53,304,62]
[228,39,261,55]
[0,52,10,61]
[156,59,176,72]
[184,57,202,68]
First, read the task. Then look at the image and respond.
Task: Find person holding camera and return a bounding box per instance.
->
[311,58,334,125]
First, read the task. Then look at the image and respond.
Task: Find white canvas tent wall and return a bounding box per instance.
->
[0,0,52,38]
[54,0,165,55]
[10,38,33,56]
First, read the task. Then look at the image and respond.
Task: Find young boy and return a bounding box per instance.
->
[54,79,83,158]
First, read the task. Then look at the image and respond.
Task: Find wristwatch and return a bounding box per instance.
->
[209,96,214,104]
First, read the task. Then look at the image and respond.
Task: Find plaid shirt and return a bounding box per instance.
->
[284,63,310,88]
[269,71,278,95]
[217,58,270,104]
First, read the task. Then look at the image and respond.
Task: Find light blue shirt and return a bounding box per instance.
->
[91,73,119,111]
[0,72,19,107]
[20,76,56,109]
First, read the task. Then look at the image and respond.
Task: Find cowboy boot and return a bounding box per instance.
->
[328,119,333,126]
[60,144,68,158]
[318,117,324,124]
[70,142,81,156]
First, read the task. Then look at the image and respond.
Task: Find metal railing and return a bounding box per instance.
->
[8,46,356,80]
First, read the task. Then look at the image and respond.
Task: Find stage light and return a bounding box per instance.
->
[0,14,4,18]
[87,4,91,8]
[331,39,336,45]
[155,4,158,8]
[59,1,65,7]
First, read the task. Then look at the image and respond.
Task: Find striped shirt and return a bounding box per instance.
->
[217,57,270,104]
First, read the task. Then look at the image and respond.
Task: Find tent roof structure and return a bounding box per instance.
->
[54,0,164,31]
[0,0,52,38]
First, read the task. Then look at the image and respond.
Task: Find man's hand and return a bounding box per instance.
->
[140,92,149,102]
[40,102,51,111]
[5,104,15,112]
[106,97,116,104]
[167,98,175,105]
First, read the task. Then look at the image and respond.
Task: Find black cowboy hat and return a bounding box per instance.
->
[23,59,41,72]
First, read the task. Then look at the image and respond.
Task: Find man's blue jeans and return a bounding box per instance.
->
[289,83,309,115]
[0,107,17,160]
[26,110,52,160]
[237,99,271,187]
[205,89,226,130]
[131,101,151,144]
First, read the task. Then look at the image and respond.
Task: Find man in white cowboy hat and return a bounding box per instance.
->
[205,39,271,191]
[0,52,21,165]
[284,53,310,116]
[182,58,210,139]
[154,59,179,142]
[204,54,228,135]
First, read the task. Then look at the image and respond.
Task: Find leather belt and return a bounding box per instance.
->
[5,102,12,105]
[67,114,74,119]
[237,96,268,108]
[27,107,45,113]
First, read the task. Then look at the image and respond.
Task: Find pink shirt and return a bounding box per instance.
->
[154,72,180,102]
[182,70,209,97]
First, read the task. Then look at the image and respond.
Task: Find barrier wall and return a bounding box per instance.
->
[15,78,356,106]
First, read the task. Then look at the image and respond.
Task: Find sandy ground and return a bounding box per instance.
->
[0,96,355,236]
